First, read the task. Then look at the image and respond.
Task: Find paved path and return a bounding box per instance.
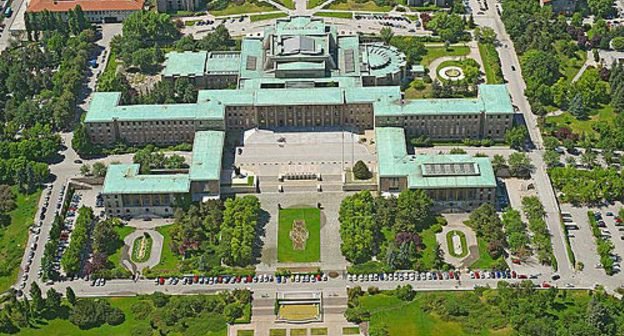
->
[124,230,164,273]
[437,224,477,268]
[427,41,485,81]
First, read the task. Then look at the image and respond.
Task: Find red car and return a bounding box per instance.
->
[193,275,199,283]
[511,271,517,278]
[475,271,481,279]
[512,259,521,265]
[616,217,623,223]
[449,271,454,279]
[159,277,165,285]
[542,282,551,288]
[518,274,527,279]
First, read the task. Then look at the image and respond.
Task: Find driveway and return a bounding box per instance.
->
[124,230,164,273]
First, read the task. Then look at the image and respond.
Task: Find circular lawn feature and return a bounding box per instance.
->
[446,230,468,258]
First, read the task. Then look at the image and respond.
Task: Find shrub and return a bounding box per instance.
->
[410,135,432,147]
[353,160,373,180]
[345,306,370,323]
[130,301,153,320]
[395,284,415,301]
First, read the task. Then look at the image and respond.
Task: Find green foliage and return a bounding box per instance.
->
[613,37,624,51]
[409,135,432,147]
[507,152,533,177]
[588,0,615,18]
[353,160,373,180]
[132,144,188,174]
[543,150,562,168]
[61,206,94,275]
[427,13,465,43]
[339,191,378,263]
[522,196,554,266]
[465,204,505,260]
[549,166,624,204]
[588,212,615,275]
[220,196,261,267]
[449,147,466,154]
[502,208,531,258]
[170,200,223,256]
[69,299,125,329]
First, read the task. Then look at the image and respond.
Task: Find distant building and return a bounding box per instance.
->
[539,0,577,15]
[27,0,144,22]
[155,0,200,15]
[407,0,450,7]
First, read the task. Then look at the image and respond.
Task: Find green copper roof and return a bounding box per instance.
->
[239,38,265,80]
[277,61,326,71]
[344,86,400,103]
[205,52,241,74]
[254,87,344,105]
[102,164,190,195]
[162,51,207,77]
[376,127,496,189]
[189,131,225,181]
[374,84,513,117]
[85,92,225,123]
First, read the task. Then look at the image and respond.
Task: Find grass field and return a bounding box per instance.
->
[421,45,471,66]
[290,328,307,336]
[210,0,277,16]
[0,187,41,293]
[342,327,361,335]
[404,79,433,99]
[545,104,615,137]
[307,0,326,8]
[148,224,178,275]
[311,328,328,335]
[478,42,504,84]
[273,0,295,8]
[270,329,287,336]
[326,0,392,12]
[250,12,288,22]
[277,208,321,263]
[360,293,511,336]
[314,11,353,19]
[15,296,228,336]
[559,50,587,83]
[469,237,507,270]
[278,304,320,321]
[238,330,254,336]
[419,225,440,269]
[446,230,468,258]
[107,225,134,274]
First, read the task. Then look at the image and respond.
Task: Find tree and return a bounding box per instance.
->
[79,164,91,176]
[427,13,465,43]
[521,50,561,87]
[219,196,260,266]
[92,162,107,177]
[449,147,466,154]
[29,282,45,316]
[66,287,77,306]
[508,152,533,176]
[566,155,577,167]
[395,189,432,233]
[72,123,97,156]
[580,149,597,168]
[588,0,615,18]
[344,306,370,323]
[543,137,560,151]
[474,26,496,44]
[586,296,615,335]
[568,93,587,120]
[505,126,528,150]
[612,37,624,51]
[379,27,394,45]
[353,160,372,180]
[0,185,16,213]
[491,154,507,174]
[223,302,243,323]
[543,150,561,168]
[45,288,62,315]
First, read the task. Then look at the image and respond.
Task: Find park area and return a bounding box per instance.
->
[0,188,41,292]
[277,304,321,322]
[278,208,321,263]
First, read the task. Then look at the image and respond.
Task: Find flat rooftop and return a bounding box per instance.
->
[189,131,225,181]
[376,127,496,189]
[374,84,514,117]
[162,51,208,77]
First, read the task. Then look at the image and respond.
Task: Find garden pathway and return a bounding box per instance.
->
[427,41,484,81]
[124,230,164,273]
[436,215,478,268]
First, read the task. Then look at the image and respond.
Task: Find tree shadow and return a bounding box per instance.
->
[253,209,271,263]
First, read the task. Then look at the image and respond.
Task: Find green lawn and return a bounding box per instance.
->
[274,0,295,8]
[107,225,134,274]
[185,20,200,26]
[270,329,287,336]
[404,79,433,99]
[250,12,288,22]
[545,104,615,137]
[314,11,353,19]
[326,0,392,12]
[278,208,321,262]
[342,327,361,335]
[559,50,587,83]
[469,237,507,270]
[421,45,471,66]
[0,187,41,293]
[15,296,228,336]
[360,293,512,336]
[478,42,504,84]
[419,225,440,269]
[238,330,254,336]
[147,224,179,275]
[446,230,468,258]
[209,0,277,16]
[307,0,325,8]
[311,328,328,335]
[290,329,307,336]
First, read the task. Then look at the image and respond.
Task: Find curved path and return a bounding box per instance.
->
[124,230,164,273]
[427,42,485,81]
